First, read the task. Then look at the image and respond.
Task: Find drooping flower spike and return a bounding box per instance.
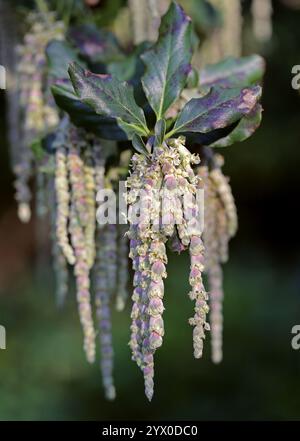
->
[198,152,238,364]
[13,11,64,221]
[126,136,209,400]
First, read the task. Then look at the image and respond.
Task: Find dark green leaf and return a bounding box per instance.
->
[68,62,149,139]
[154,119,166,145]
[51,80,128,141]
[132,135,150,156]
[168,85,262,137]
[141,1,193,119]
[209,104,263,148]
[199,55,265,89]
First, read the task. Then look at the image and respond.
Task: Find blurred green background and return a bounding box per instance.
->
[1,0,300,420]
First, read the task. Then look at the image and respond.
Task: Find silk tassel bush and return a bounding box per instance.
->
[8,1,264,401]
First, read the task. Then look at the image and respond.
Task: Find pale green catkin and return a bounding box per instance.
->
[210,155,238,239]
[83,148,97,269]
[55,144,75,265]
[49,177,68,307]
[199,0,242,68]
[69,202,96,364]
[13,12,64,221]
[68,127,89,229]
[198,165,224,364]
[251,0,273,42]
[198,155,238,364]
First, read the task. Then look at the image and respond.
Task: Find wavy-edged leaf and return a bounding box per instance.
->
[68,24,123,64]
[200,55,265,89]
[141,1,193,119]
[68,62,149,139]
[209,103,263,148]
[51,79,128,141]
[168,85,262,137]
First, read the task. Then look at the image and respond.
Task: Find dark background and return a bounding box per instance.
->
[1,0,300,420]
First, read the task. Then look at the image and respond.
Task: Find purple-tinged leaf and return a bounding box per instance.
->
[168,85,262,137]
[68,62,149,139]
[141,1,193,119]
[51,79,128,141]
[209,104,263,148]
[68,24,122,64]
[200,55,265,89]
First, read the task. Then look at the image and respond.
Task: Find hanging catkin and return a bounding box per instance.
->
[251,0,273,42]
[13,12,64,221]
[49,176,68,307]
[83,148,97,269]
[95,226,116,400]
[128,0,170,44]
[92,138,116,400]
[198,153,238,364]
[200,0,243,67]
[127,137,209,400]
[55,143,75,265]
[69,201,96,364]
[198,165,223,363]
[115,224,129,311]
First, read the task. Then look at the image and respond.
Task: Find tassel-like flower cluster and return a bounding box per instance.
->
[69,202,96,363]
[198,154,238,364]
[127,136,209,400]
[95,226,116,400]
[54,121,98,362]
[13,12,64,222]
[115,225,129,311]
